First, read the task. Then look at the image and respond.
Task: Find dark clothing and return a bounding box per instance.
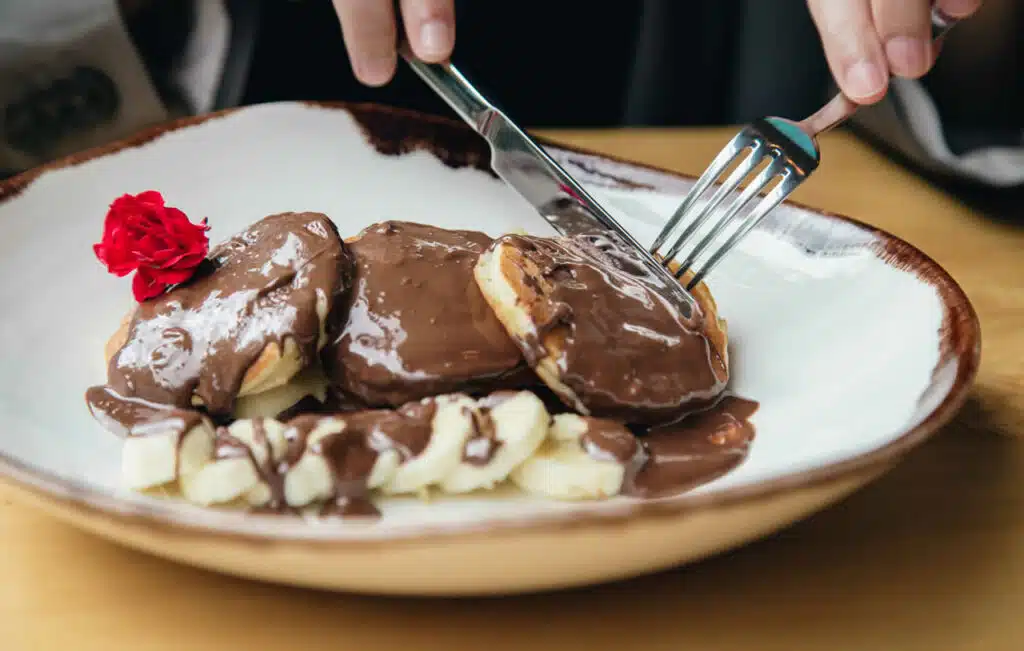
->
[2,0,1022,215]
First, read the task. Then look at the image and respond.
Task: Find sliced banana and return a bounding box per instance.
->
[281,417,345,508]
[179,418,289,507]
[237,419,290,506]
[123,390,645,511]
[511,413,628,500]
[121,414,215,491]
[180,456,260,507]
[380,395,475,496]
[281,417,401,508]
[232,363,328,420]
[440,391,549,494]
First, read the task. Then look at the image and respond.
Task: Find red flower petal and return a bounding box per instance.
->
[95,190,210,301]
[148,266,197,286]
[131,267,167,302]
[168,251,207,269]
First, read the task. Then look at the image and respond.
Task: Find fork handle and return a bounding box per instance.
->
[801,5,963,137]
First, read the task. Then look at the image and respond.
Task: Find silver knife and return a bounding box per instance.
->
[400,48,701,318]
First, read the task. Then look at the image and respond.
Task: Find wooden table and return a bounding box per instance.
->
[2,128,1022,650]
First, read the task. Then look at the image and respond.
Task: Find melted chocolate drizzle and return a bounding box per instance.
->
[317,420,385,517]
[630,395,758,497]
[324,221,535,407]
[313,401,437,517]
[462,406,500,466]
[578,395,758,497]
[100,212,350,418]
[497,233,728,423]
[460,391,518,466]
[211,401,442,518]
[85,385,204,438]
[86,218,759,518]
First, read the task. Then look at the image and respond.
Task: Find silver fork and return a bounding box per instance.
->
[654,5,963,291]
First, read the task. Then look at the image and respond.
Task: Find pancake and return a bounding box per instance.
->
[90,212,352,429]
[323,221,533,407]
[474,232,728,424]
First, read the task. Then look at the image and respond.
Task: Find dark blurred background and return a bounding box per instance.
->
[6,0,1023,213]
[228,0,1024,215]
[231,0,1022,135]
[234,0,834,127]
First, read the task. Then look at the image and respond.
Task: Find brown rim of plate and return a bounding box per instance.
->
[0,101,981,546]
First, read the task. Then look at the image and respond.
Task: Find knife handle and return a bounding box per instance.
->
[399,45,494,131]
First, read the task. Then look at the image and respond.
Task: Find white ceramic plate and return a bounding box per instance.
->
[0,102,979,596]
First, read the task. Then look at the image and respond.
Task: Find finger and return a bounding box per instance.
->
[332,0,398,86]
[400,0,455,62]
[808,0,888,104]
[936,0,984,19]
[871,0,933,79]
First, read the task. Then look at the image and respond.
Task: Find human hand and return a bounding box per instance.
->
[332,0,455,86]
[806,0,983,104]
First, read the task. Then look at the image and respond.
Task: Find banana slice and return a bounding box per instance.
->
[179,456,260,507]
[282,417,401,508]
[281,417,345,508]
[380,395,476,495]
[179,418,289,507]
[121,411,215,490]
[232,363,328,420]
[439,391,549,494]
[511,413,643,500]
[126,390,644,511]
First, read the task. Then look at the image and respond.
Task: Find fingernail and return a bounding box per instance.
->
[419,20,452,59]
[886,36,930,77]
[939,0,978,17]
[355,56,395,86]
[844,59,886,100]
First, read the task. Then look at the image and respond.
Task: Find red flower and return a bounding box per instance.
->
[93,191,210,301]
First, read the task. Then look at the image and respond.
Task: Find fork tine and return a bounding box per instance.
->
[673,155,788,279]
[649,131,756,256]
[685,165,803,290]
[658,140,769,265]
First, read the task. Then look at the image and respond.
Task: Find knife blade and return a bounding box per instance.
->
[400,48,701,318]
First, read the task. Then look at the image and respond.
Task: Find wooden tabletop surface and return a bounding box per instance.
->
[2,127,1022,650]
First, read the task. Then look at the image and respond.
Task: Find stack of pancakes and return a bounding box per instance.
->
[89,214,733,512]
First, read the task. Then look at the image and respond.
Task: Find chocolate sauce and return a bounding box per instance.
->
[269,399,440,518]
[580,418,645,465]
[85,385,203,438]
[324,221,533,407]
[462,405,501,466]
[251,419,289,510]
[497,233,728,424]
[210,419,293,510]
[87,213,757,515]
[317,422,383,517]
[576,395,757,497]
[274,395,328,422]
[343,400,437,461]
[281,414,325,467]
[212,427,250,461]
[577,417,649,492]
[101,212,350,421]
[207,415,314,515]
[631,395,757,497]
